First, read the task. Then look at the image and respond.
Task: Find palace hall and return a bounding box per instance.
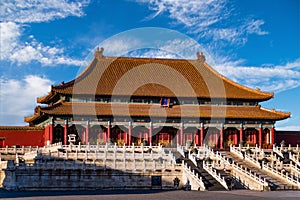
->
[21,48,290,149]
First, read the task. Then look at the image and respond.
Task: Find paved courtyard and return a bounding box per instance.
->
[0,190,299,200]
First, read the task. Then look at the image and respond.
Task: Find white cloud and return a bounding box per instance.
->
[98,30,208,60]
[138,0,227,28]
[0,22,20,59]
[0,0,90,23]
[0,22,84,66]
[127,38,205,59]
[128,49,180,59]
[101,37,143,56]
[0,75,52,125]
[244,19,268,35]
[135,0,268,46]
[215,59,300,93]
[99,34,203,59]
[10,45,42,64]
[0,0,90,66]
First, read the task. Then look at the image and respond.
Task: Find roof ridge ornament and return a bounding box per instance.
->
[94,47,104,60]
[196,52,206,63]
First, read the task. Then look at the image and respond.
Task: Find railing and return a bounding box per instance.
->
[273,145,284,158]
[279,144,300,153]
[0,146,39,155]
[230,145,244,159]
[196,145,213,159]
[212,151,231,170]
[262,162,300,188]
[237,144,258,151]
[188,152,198,166]
[244,154,261,169]
[182,162,206,191]
[289,152,300,168]
[50,148,172,162]
[273,144,300,156]
[60,143,163,154]
[283,161,300,177]
[202,161,228,190]
[177,144,186,157]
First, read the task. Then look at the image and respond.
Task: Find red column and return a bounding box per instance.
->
[271,127,275,146]
[200,124,204,146]
[220,125,224,149]
[49,122,53,144]
[234,131,238,145]
[107,121,111,143]
[253,133,256,144]
[239,125,243,145]
[258,125,262,147]
[128,121,132,146]
[194,133,198,145]
[215,132,218,148]
[149,122,152,145]
[180,122,184,146]
[64,120,68,145]
[85,121,89,144]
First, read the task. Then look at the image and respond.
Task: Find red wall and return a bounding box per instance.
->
[275,131,300,146]
[0,127,45,147]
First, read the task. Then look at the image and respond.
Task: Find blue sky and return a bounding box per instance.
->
[0,0,299,130]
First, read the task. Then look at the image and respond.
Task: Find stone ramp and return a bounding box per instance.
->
[170,149,226,191]
[220,151,293,190]
[193,159,227,191]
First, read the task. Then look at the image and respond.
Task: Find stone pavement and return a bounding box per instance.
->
[0,190,299,200]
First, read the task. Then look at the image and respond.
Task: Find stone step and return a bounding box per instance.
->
[219,151,293,190]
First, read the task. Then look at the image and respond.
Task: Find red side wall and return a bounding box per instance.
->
[275,131,300,146]
[0,128,45,147]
